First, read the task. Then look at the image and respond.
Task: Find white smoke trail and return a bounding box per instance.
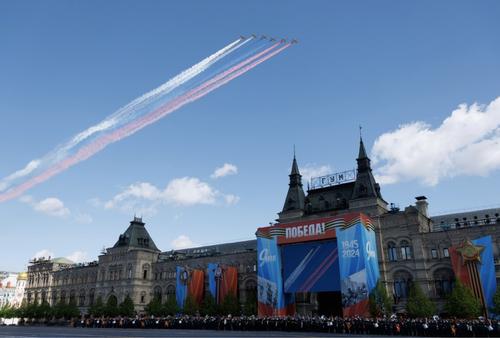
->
[0,39,292,202]
[0,38,252,193]
[60,37,250,152]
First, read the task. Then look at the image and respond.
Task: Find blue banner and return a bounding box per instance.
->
[207,263,218,299]
[337,219,380,316]
[472,236,497,316]
[176,266,187,309]
[283,241,340,293]
[257,236,291,316]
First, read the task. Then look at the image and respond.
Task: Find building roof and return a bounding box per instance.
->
[305,181,354,213]
[431,207,500,231]
[51,257,74,265]
[113,217,160,252]
[160,239,256,260]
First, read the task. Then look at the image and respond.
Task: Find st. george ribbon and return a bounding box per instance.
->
[0,36,294,202]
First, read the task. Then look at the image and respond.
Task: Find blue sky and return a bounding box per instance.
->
[1,1,500,272]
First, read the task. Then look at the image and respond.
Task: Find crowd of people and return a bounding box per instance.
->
[58,314,500,337]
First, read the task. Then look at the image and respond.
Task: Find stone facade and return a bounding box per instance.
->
[23,138,500,315]
[24,218,257,314]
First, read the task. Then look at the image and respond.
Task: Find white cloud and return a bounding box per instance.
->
[211,163,238,179]
[104,176,231,213]
[164,177,217,206]
[171,235,195,250]
[299,164,333,184]
[66,251,88,263]
[21,195,71,218]
[105,182,162,209]
[33,197,70,217]
[33,249,54,260]
[372,97,500,186]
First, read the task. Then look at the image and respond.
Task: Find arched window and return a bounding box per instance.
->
[51,291,58,305]
[393,270,412,301]
[79,289,86,306]
[69,290,76,304]
[140,291,146,304]
[60,290,66,304]
[41,291,47,304]
[400,240,412,260]
[387,242,397,262]
[166,285,175,300]
[244,279,257,304]
[434,268,454,297]
[153,286,162,302]
[89,289,95,306]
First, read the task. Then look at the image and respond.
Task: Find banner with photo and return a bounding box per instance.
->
[207,263,238,304]
[337,217,380,317]
[450,236,497,316]
[256,235,294,316]
[176,266,188,309]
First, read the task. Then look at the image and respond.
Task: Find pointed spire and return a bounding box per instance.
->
[358,125,368,159]
[290,155,300,176]
[352,127,383,200]
[281,150,305,213]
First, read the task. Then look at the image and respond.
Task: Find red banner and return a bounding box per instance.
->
[187,269,205,305]
[449,247,472,288]
[256,213,374,245]
[219,266,238,303]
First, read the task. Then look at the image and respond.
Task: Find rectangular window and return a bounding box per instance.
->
[143,270,148,279]
[431,249,438,259]
[443,248,449,257]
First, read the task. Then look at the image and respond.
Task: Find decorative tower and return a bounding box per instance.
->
[278,153,306,222]
[350,135,387,215]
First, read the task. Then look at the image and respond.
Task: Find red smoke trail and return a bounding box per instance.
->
[0,43,291,202]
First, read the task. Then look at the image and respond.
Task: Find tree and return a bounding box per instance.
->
[242,292,257,316]
[369,280,392,317]
[491,285,500,316]
[88,296,104,317]
[445,279,482,318]
[200,293,218,316]
[104,296,118,317]
[162,297,179,316]
[145,297,163,316]
[0,304,16,319]
[183,295,199,315]
[220,294,240,316]
[406,282,436,318]
[66,300,80,319]
[118,295,135,317]
[36,301,52,319]
[51,302,66,319]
